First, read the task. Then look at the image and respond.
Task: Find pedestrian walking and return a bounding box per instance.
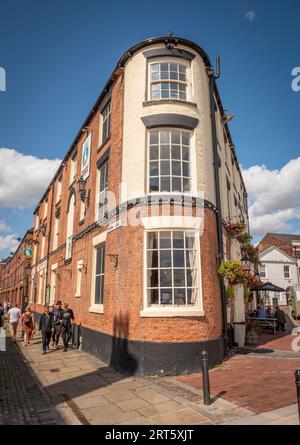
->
[0,303,4,328]
[39,305,54,354]
[52,300,64,349]
[61,302,74,352]
[275,306,286,332]
[21,306,35,346]
[8,303,21,343]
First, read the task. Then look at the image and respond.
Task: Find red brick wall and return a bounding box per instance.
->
[258,234,295,258]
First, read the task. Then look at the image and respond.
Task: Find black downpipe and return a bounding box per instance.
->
[208,71,229,354]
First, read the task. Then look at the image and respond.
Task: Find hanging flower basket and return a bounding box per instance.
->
[226,285,235,302]
[227,222,247,238]
[218,260,244,285]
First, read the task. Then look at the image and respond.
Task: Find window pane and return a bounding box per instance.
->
[186,232,196,249]
[160,146,170,159]
[150,146,158,160]
[150,161,159,176]
[187,288,197,305]
[160,232,171,248]
[160,130,169,144]
[96,246,104,275]
[148,232,158,249]
[161,160,170,175]
[160,177,170,192]
[173,250,185,267]
[183,178,190,192]
[174,269,185,286]
[160,63,168,72]
[174,289,186,305]
[94,275,103,305]
[160,270,172,287]
[148,250,158,269]
[171,146,181,159]
[173,232,184,248]
[171,131,181,144]
[182,147,189,161]
[149,269,158,287]
[149,289,159,305]
[150,177,159,192]
[160,289,172,305]
[182,132,189,146]
[161,89,169,98]
[160,250,172,267]
[182,162,189,177]
[172,161,181,176]
[150,132,159,145]
[172,177,181,192]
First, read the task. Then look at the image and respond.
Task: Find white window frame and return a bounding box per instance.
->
[141,216,203,317]
[70,152,77,184]
[96,159,109,222]
[148,58,190,102]
[52,215,59,251]
[147,128,196,196]
[102,102,111,144]
[89,231,107,313]
[50,264,57,305]
[260,264,267,278]
[75,260,83,298]
[284,265,290,278]
[56,176,62,203]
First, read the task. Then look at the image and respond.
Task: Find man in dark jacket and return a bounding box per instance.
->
[275,306,286,332]
[61,303,74,352]
[52,300,64,349]
[39,305,54,354]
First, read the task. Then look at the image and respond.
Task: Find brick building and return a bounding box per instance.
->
[5,35,249,375]
[0,229,33,309]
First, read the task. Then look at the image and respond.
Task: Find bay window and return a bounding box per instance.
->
[149,129,191,193]
[146,230,199,308]
[149,62,187,101]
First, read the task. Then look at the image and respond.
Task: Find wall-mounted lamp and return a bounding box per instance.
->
[77,176,90,207]
[39,223,47,237]
[241,254,251,272]
[107,254,119,268]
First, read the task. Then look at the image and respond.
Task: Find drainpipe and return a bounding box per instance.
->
[44,184,54,303]
[207,60,229,354]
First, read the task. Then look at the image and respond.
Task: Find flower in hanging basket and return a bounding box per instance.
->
[218,259,244,284]
[226,285,235,302]
[227,222,247,238]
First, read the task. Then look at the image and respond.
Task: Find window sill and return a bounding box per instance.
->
[75,293,81,298]
[143,99,197,109]
[64,258,72,265]
[79,219,85,226]
[89,305,104,314]
[97,136,111,153]
[55,198,62,207]
[140,308,205,318]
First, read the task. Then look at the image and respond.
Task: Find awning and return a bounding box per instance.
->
[251,282,286,292]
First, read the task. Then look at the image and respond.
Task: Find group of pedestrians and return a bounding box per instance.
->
[0,299,75,354]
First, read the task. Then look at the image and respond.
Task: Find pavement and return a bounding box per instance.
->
[1,318,300,425]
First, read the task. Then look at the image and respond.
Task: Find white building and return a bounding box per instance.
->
[259,245,300,306]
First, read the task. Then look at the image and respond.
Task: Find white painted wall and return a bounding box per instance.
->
[259,246,300,305]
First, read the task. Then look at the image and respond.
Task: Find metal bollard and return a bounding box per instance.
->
[201,350,211,405]
[296,369,300,423]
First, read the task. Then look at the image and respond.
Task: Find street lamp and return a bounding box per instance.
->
[241,254,251,272]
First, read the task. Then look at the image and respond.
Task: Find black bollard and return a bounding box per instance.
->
[201,350,211,405]
[296,370,300,423]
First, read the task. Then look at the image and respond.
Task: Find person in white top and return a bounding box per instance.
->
[8,303,21,343]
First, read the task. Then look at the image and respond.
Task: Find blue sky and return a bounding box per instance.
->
[0,0,300,257]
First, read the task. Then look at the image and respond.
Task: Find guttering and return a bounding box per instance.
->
[208,68,228,354]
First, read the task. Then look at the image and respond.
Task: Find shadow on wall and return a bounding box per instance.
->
[110,312,137,375]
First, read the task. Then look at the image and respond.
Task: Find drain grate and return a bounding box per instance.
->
[61,393,91,425]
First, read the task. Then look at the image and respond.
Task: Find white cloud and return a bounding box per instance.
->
[0,148,61,208]
[0,219,10,232]
[242,157,300,237]
[0,234,19,254]
[244,10,256,21]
